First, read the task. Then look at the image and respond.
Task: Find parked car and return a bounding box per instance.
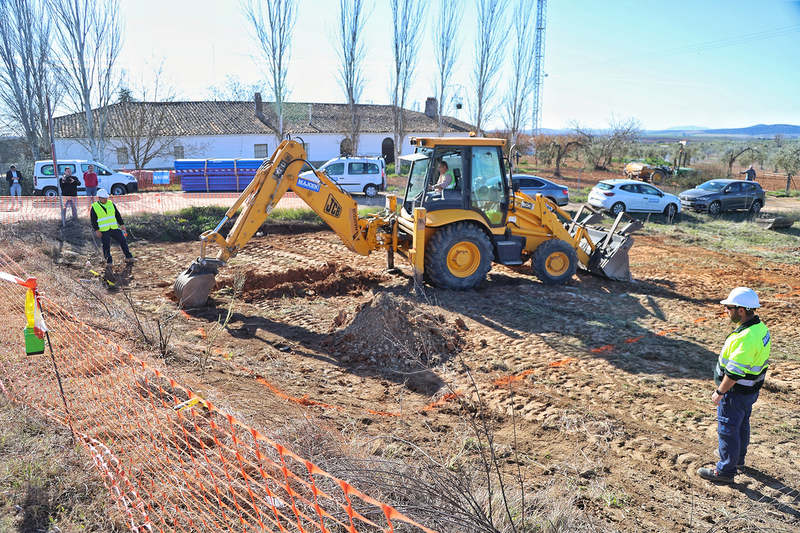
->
[679,179,765,214]
[588,179,681,218]
[33,159,138,196]
[511,175,569,206]
[300,155,386,197]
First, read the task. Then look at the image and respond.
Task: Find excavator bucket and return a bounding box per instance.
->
[174,260,222,307]
[576,211,644,281]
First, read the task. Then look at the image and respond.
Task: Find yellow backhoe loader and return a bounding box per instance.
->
[174,137,643,306]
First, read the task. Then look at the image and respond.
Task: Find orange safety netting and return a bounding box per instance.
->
[0,251,436,533]
[0,191,306,224]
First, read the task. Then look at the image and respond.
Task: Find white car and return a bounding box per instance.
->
[588,179,681,218]
[33,159,138,196]
[299,156,386,198]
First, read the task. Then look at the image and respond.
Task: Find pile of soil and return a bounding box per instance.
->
[223,263,390,300]
[324,292,465,368]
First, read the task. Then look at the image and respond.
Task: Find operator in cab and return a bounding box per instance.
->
[430,161,455,193]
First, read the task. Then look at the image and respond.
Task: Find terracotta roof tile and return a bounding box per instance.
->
[53,101,474,138]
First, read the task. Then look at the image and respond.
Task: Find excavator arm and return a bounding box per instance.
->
[174,139,393,306]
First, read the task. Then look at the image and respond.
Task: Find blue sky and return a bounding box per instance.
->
[119,0,800,131]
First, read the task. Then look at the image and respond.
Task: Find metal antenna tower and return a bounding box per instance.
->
[531,0,547,135]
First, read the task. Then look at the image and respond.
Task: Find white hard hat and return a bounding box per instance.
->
[97,189,109,198]
[720,287,760,309]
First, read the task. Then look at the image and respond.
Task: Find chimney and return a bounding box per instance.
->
[424,97,437,118]
[254,92,263,118]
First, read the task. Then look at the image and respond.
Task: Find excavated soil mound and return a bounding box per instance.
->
[228,263,389,300]
[325,292,465,367]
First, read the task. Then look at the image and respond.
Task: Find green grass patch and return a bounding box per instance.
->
[643,213,800,264]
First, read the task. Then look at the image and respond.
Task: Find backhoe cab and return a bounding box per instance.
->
[174,137,641,306]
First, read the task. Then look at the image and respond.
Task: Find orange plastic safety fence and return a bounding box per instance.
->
[0,191,306,225]
[0,251,436,533]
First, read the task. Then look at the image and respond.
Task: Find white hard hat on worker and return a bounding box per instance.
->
[97,189,109,198]
[720,287,760,309]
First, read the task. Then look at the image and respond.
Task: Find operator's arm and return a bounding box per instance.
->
[115,208,125,227]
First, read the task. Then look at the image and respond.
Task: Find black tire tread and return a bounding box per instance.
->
[425,222,493,290]
[531,239,579,285]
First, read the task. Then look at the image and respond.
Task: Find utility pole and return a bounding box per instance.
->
[531,0,547,135]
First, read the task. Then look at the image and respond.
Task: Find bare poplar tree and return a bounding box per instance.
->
[334,0,369,155]
[47,0,124,161]
[432,0,462,137]
[390,0,426,164]
[240,0,297,143]
[471,0,508,135]
[107,61,187,169]
[0,0,59,160]
[204,75,265,101]
[503,0,535,144]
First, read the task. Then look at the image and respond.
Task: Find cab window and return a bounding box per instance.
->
[470,146,506,225]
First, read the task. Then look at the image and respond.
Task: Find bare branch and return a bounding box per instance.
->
[503,0,536,144]
[471,0,509,135]
[432,0,463,136]
[333,0,370,154]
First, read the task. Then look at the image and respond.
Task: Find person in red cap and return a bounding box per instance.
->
[90,188,136,265]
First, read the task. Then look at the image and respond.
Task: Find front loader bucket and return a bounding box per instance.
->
[578,212,644,281]
[174,259,222,307]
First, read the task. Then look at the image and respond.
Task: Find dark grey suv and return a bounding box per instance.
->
[679,179,765,214]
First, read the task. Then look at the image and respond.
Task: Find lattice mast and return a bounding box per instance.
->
[531,0,547,135]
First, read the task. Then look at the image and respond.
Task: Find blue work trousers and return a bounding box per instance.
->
[717,390,759,476]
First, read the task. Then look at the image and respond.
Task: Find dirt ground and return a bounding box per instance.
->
[55,203,796,533]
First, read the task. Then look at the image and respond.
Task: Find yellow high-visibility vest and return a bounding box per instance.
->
[92,201,118,231]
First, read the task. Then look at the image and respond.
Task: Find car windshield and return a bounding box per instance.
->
[697,181,727,192]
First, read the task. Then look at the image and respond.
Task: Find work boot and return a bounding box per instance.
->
[697,467,735,484]
[124,256,138,263]
[715,449,745,471]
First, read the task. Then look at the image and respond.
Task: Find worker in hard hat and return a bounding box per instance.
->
[697,287,770,484]
[90,189,136,265]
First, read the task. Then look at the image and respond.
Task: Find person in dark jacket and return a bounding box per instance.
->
[90,188,136,264]
[6,165,23,207]
[60,167,80,219]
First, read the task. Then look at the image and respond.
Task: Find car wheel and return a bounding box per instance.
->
[43,187,58,197]
[749,200,762,214]
[111,184,127,196]
[708,201,722,215]
[611,202,626,216]
[363,184,378,198]
[663,203,678,219]
[650,170,666,185]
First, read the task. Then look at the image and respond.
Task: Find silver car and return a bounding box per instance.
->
[512,175,570,206]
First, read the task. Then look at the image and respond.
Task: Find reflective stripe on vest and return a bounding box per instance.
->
[92,201,118,231]
[717,319,770,389]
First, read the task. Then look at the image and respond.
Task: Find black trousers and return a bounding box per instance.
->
[101,228,131,263]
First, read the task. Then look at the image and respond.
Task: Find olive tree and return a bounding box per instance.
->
[572,115,642,171]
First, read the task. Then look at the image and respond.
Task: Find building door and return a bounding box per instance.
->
[382,137,394,164]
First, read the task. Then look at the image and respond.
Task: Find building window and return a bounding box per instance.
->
[254,144,269,158]
[174,145,184,159]
[117,147,128,165]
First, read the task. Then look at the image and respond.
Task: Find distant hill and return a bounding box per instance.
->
[647,124,800,137]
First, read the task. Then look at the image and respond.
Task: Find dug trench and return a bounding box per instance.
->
[37,226,800,531]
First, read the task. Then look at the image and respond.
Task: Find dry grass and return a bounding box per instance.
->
[0,397,125,531]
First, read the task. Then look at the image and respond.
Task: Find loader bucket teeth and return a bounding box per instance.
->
[174,261,220,307]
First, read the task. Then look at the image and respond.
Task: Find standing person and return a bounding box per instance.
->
[90,189,136,265]
[697,287,770,484]
[83,163,99,203]
[59,167,80,219]
[5,165,23,208]
[739,165,756,181]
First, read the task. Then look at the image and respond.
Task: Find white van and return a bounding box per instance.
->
[33,160,138,196]
[300,156,386,197]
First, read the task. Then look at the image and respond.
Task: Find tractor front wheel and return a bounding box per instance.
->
[531,239,578,285]
[425,222,493,290]
[650,169,666,185]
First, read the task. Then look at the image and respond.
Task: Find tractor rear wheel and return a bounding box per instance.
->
[425,222,493,290]
[650,169,666,185]
[531,239,578,285]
